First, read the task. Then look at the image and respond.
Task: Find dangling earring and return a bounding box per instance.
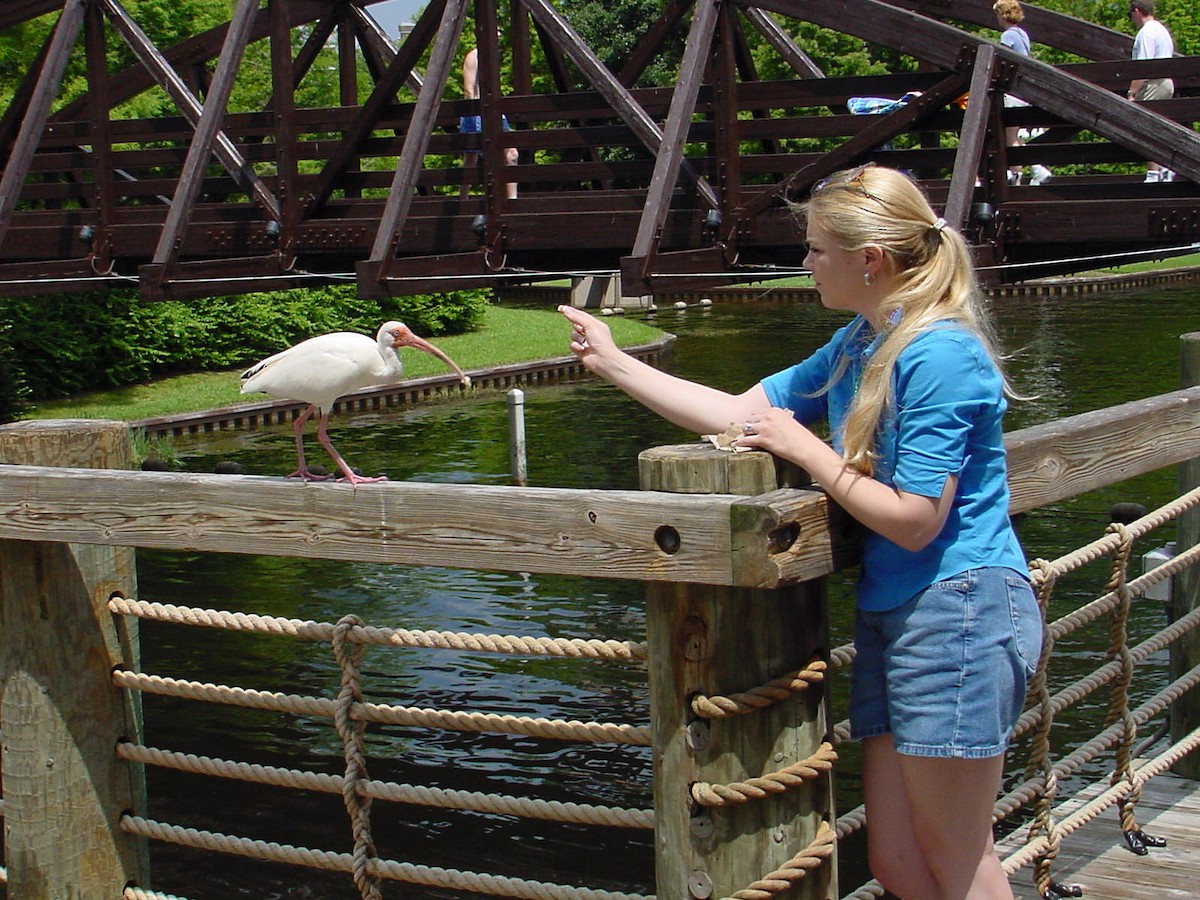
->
[863,272,876,286]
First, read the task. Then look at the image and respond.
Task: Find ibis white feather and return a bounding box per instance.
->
[240,321,470,484]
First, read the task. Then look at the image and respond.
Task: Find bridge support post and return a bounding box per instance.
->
[1173,334,1200,780]
[570,275,619,309]
[0,420,149,895]
[640,443,836,900]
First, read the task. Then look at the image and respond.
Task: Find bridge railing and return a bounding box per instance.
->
[8,56,1200,286]
[0,336,1198,900]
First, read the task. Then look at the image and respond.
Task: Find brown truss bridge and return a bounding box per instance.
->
[2,0,1200,301]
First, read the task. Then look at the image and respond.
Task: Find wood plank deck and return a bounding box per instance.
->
[1005,772,1200,900]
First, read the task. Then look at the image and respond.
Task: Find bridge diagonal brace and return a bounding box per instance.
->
[304,0,448,221]
[144,0,266,286]
[523,0,718,208]
[347,4,424,94]
[739,5,824,79]
[0,0,87,252]
[943,43,997,233]
[97,0,280,225]
[361,0,468,286]
[629,0,723,284]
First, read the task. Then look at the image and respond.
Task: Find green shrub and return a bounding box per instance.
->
[0,286,488,402]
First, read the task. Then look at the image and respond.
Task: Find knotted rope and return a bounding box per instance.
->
[332,615,383,900]
[1026,557,1063,899]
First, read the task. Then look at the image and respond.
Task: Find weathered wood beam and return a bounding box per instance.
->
[739,5,823,79]
[146,0,266,279]
[891,0,1132,62]
[0,0,87,251]
[363,0,467,268]
[0,388,1196,587]
[943,43,995,232]
[522,0,718,207]
[304,0,448,220]
[0,463,827,588]
[97,0,280,222]
[1005,386,1200,515]
[630,0,722,282]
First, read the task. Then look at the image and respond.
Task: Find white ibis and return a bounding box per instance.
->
[240,321,471,484]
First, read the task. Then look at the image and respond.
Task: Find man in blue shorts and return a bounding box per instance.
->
[461,37,517,199]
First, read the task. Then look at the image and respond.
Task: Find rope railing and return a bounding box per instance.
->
[107,596,648,661]
[119,816,652,900]
[111,669,652,745]
[86,482,1198,900]
[115,743,654,828]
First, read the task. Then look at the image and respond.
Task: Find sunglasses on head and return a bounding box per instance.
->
[812,163,886,206]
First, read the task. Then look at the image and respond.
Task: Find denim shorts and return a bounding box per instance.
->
[850,567,1042,758]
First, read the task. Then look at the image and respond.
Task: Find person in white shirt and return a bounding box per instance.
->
[1127,0,1175,182]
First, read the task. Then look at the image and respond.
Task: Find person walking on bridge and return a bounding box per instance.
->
[560,164,1040,900]
[461,31,518,199]
[1127,0,1175,182]
[994,0,1052,186]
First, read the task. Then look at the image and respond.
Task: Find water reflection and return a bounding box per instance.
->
[142,286,1198,898]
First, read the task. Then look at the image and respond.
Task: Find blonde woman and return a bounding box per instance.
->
[560,165,1039,899]
[994,0,1052,186]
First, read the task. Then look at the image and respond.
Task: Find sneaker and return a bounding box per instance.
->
[1007,170,1022,186]
[1145,170,1162,183]
[1030,165,1053,186]
[1162,169,1176,183]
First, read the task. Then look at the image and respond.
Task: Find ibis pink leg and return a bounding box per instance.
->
[315,412,387,484]
[287,406,331,481]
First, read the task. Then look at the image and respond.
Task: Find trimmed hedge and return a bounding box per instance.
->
[0,286,488,416]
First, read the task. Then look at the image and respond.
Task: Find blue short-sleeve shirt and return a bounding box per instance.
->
[760,316,1028,611]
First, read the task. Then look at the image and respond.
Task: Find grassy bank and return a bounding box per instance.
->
[28,305,662,422]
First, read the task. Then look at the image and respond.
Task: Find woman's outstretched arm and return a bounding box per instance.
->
[559,305,769,434]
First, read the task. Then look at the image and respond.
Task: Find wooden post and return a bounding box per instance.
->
[1173,334,1200,779]
[0,419,149,896]
[641,443,835,900]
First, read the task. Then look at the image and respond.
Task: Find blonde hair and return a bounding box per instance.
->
[993,0,1024,25]
[795,165,1011,476]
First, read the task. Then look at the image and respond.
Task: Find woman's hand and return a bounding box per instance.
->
[559,304,617,373]
[734,407,820,461]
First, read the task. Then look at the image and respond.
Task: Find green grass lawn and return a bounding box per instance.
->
[24,249,1200,423]
[27,305,663,422]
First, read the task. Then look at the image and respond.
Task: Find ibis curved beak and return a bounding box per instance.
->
[399,332,471,387]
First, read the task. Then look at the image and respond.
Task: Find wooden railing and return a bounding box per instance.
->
[0,334,1198,899]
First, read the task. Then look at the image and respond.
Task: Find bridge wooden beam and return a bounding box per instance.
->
[523,0,719,208]
[0,0,86,252]
[97,0,281,223]
[629,0,722,290]
[146,0,267,287]
[363,0,468,277]
[944,43,995,232]
[304,0,449,221]
[739,5,824,79]
[83,2,116,276]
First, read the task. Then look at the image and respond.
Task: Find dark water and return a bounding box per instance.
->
[136,286,1200,899]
